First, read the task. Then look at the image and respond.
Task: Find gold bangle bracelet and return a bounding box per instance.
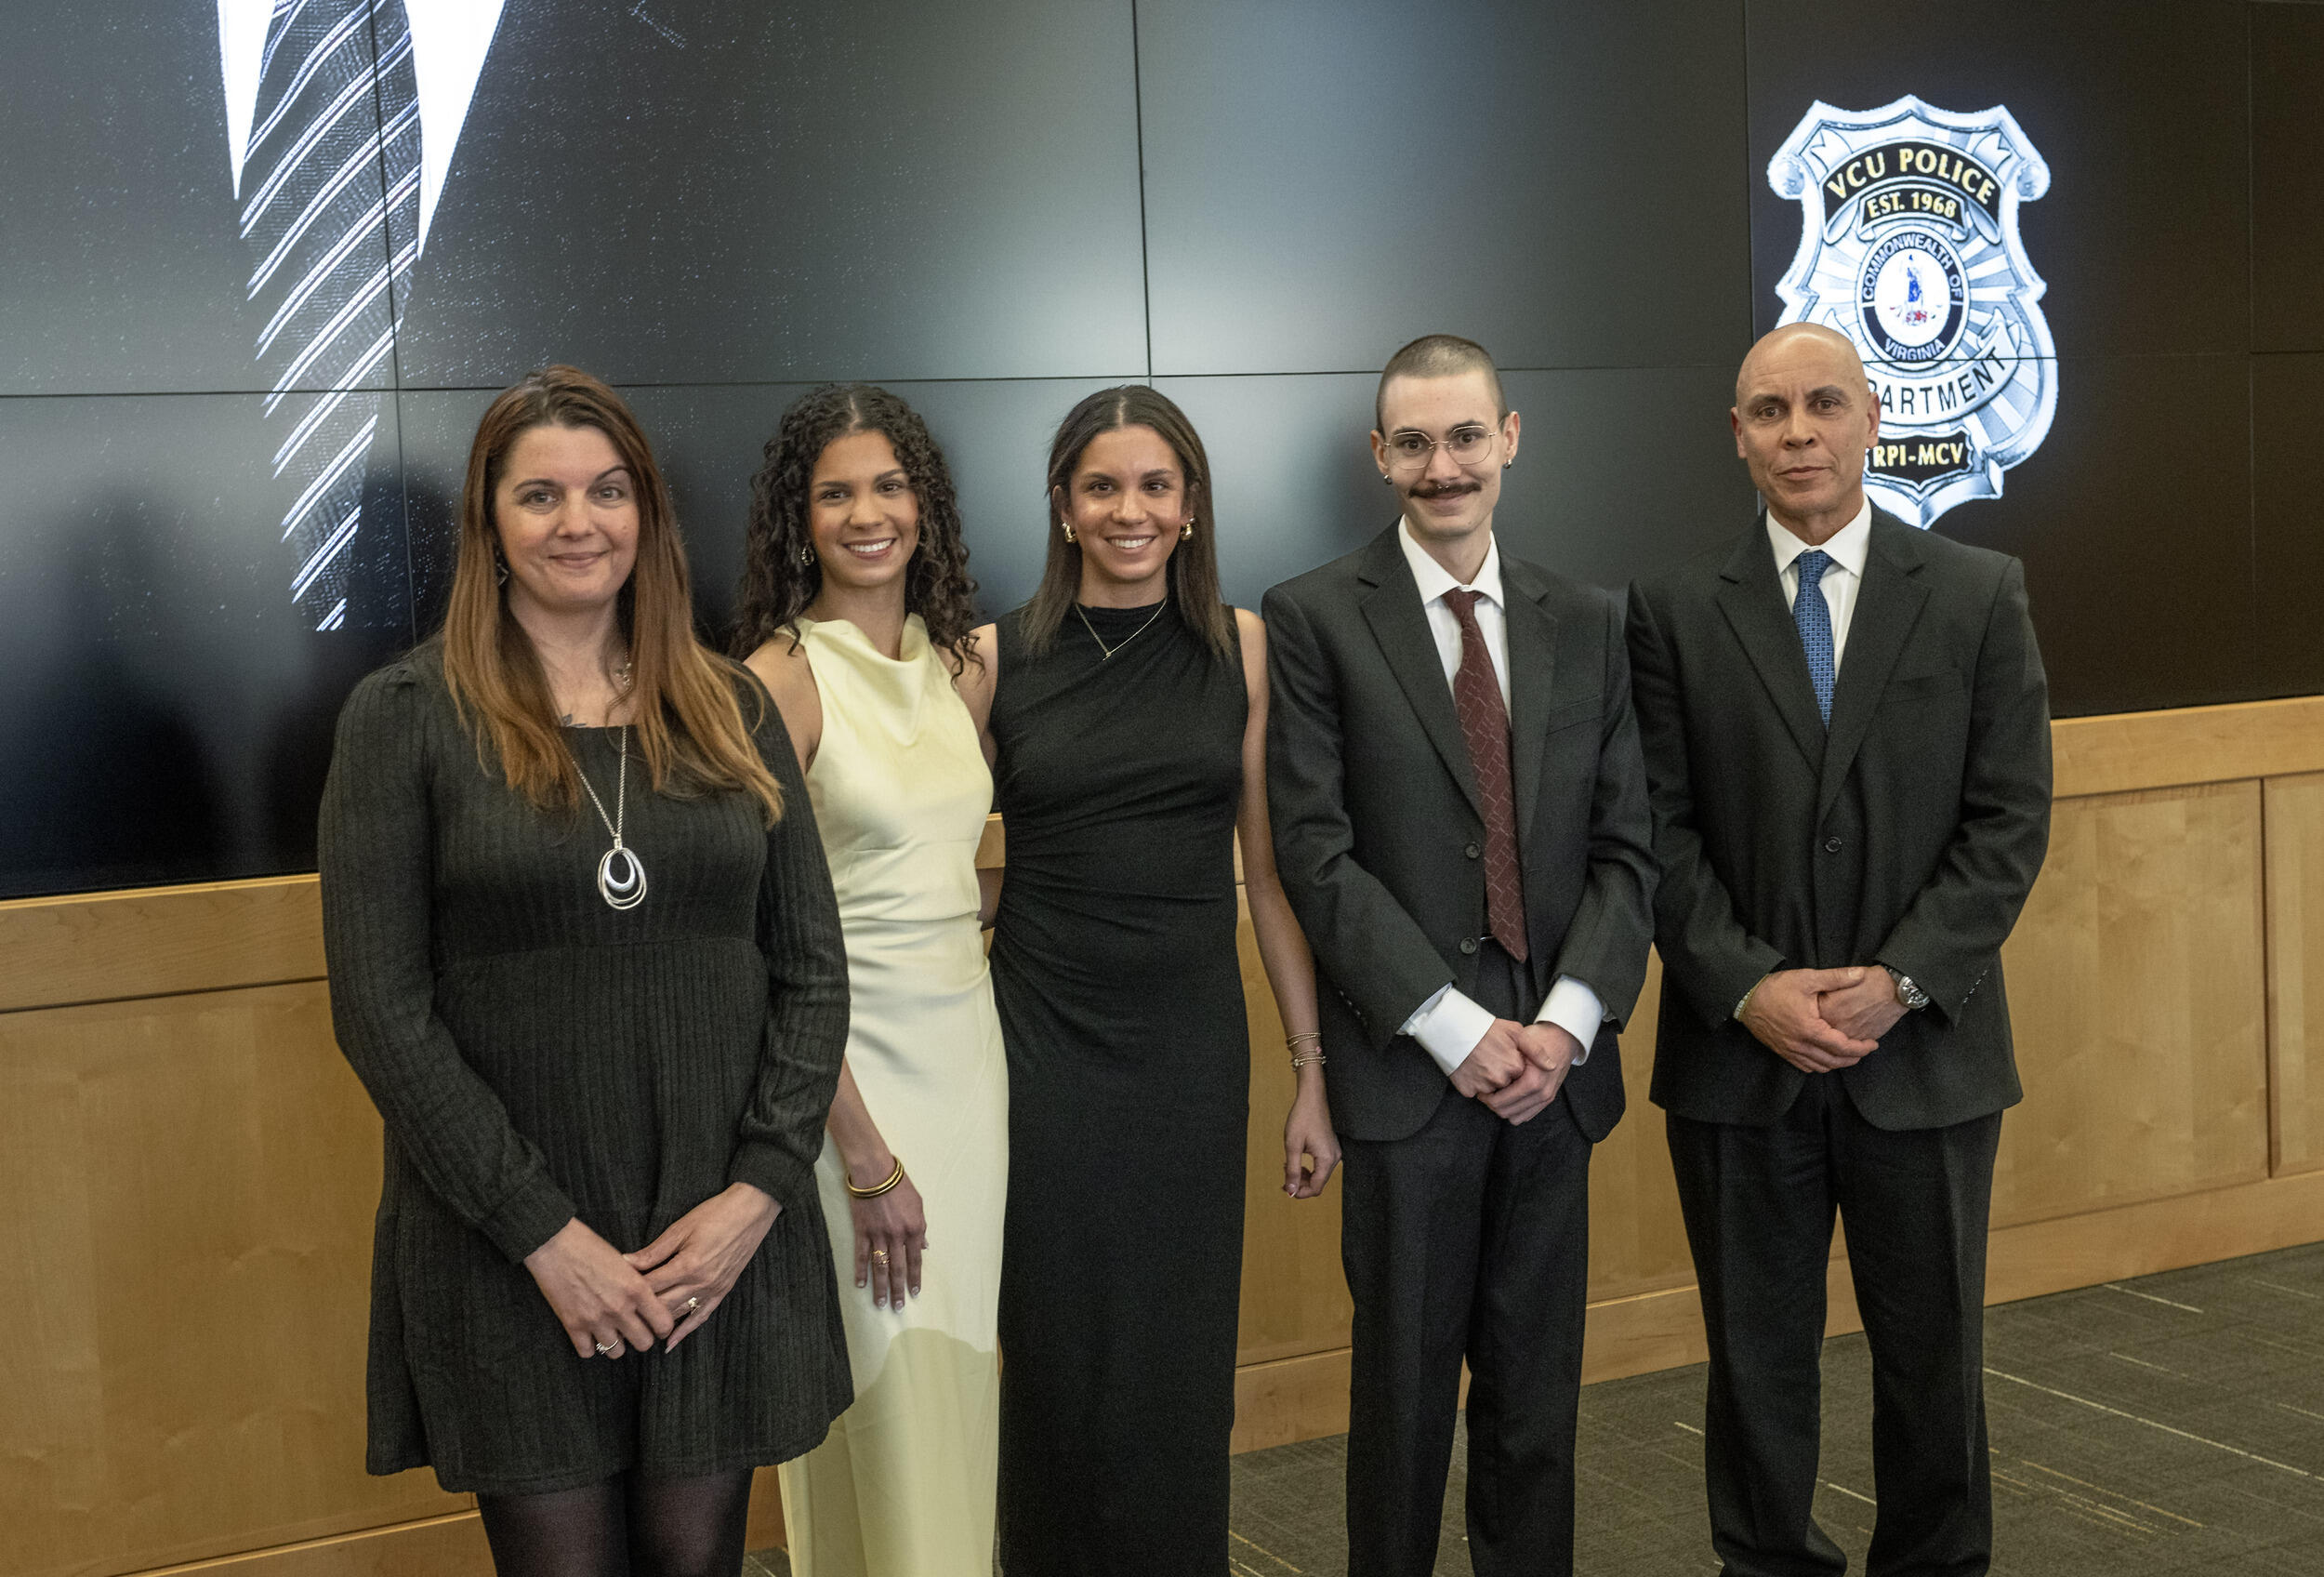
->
[1286,1031,1322,1048]
[846,1155,905,1199]
[1291,1052,1327,1069]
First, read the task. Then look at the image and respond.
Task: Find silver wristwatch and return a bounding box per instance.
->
[1883,965,1930,1011]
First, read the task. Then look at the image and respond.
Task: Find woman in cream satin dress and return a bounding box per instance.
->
[736,384,1005,1576]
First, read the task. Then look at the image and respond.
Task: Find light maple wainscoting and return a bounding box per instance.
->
[6,696,2323,1577]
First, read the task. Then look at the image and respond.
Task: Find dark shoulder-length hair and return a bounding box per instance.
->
[732,383,981,671]
[1019,384,1235,660]
[438,364,783,825]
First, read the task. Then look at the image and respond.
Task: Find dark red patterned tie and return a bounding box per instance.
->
[1442,590,1528,961]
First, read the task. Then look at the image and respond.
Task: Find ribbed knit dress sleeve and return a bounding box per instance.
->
[318,667,578,1264]
[723,675,851,1213]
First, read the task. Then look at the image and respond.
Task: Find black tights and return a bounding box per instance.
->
[476,1467,755,1577]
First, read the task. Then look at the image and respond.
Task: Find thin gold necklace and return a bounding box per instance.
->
[1075,601,1167,661]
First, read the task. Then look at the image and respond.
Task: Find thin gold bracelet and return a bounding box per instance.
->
[846,1155,905,1199]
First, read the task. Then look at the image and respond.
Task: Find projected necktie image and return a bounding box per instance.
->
[219,0,502,630]
[238,0,414,631]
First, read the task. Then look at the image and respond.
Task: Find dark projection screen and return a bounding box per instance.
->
[0,0,2317,899]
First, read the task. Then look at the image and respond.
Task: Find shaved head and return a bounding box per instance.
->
[1730,323,1882,543]
[1736,323,1869,405]
[1377,333,1506,432]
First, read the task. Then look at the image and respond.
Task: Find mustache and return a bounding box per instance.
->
[1409,480,1481,498]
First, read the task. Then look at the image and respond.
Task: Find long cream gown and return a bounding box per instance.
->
[775,615,1007,1576]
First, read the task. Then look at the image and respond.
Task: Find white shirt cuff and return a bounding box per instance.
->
[1399,985,1497,1078]
[1534,975,1606,1067]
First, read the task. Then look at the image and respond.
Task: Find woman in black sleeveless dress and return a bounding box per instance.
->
[956,387,1339,1573]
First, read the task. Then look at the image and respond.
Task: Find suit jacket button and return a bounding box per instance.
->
[1459,937,1479,956]
[1824,837,1843,854]
[1464,842,1482,859]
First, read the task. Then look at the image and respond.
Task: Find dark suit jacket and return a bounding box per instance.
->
[1264,524,1657,1145]
[1627,510,2052,1132]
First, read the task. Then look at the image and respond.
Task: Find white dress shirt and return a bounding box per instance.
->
[1390,522,1609,1077]
[1766,499,1873,672]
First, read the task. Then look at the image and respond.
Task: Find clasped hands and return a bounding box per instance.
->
[1740,965,1908,1073]
[522,1181,780,1360]
[1450,1019,1583,1125]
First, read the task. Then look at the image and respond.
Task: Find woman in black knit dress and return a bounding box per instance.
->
[319,366,851,1576]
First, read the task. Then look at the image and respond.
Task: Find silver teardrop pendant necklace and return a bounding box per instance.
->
[575,727,647,911]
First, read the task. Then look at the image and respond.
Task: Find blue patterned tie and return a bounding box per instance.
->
[240,0,419,630]
[1793,550,1836,726]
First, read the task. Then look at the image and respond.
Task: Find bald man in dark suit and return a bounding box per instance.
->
[1627,324,2052,1576]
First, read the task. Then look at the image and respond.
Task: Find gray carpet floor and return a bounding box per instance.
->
[748,1240,2324,1575]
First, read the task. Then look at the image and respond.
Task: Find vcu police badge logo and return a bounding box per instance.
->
[1768,96,2054,527]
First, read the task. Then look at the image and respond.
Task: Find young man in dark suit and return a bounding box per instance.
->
[1264,335,1657,1577]
[1627,323,2052,1576]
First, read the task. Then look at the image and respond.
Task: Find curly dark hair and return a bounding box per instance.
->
[733,383,981,670]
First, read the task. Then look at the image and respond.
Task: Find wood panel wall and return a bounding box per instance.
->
[0,892,481,1577]
[8,696,2324,1577]
[2268,772,2324,1177]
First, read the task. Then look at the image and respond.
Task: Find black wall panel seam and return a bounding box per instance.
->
[1130,0,1155,381]
[1739,0,1761,354]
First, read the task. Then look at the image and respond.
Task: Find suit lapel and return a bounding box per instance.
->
[1817,514,1931,820]
[1356,527,1484,820]
[1500,557,1560,839]
[1713,521,1828,771]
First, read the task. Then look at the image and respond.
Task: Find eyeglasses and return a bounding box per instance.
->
[1383,424,1497,469]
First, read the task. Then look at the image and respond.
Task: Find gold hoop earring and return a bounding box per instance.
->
[1180,520,1195,540]
[1062,522,1076,544]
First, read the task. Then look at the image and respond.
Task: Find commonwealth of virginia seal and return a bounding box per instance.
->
[1768,96,2054,527]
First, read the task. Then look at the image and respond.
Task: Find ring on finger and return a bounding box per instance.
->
[870,1249,889,1263]
[594,1338,622,1357]
[680,1295,700,1316]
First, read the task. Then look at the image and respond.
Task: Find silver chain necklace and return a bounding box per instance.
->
[1074,600,1167,661]
[574,726,647,911]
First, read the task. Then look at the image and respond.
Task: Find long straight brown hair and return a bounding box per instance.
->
[440,365,784,825]
[1019,385,1237,659]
